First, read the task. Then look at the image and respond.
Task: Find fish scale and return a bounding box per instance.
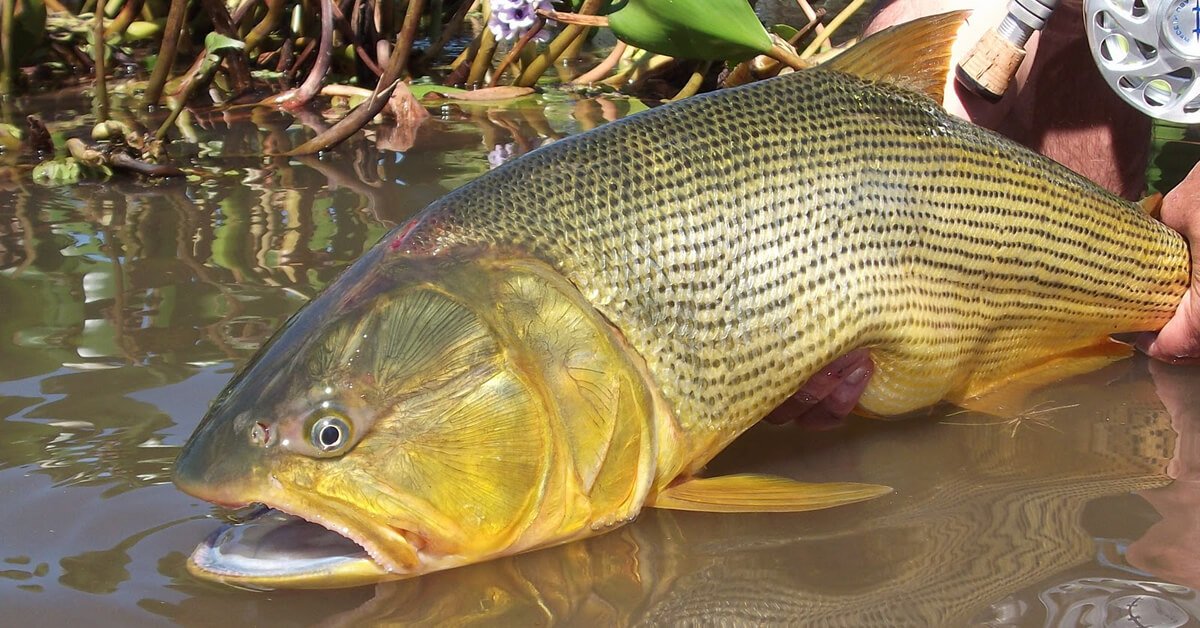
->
[401,66,1189,468]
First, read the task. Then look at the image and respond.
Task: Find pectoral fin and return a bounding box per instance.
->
[1139,192,1164,219]
[649,474,892,513]
[949,338,1132,416]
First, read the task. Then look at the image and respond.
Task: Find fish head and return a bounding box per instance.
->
[174,244,660,588]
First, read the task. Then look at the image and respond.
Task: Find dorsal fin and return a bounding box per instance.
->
[822,10,970,101]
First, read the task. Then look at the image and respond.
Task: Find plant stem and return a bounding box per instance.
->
[789,7,825,46]
[328,0,384,76]
[800,0,865,58]
[156,53,221,139]
[466,28,496,87]
[263,0,334,107]
[571,40,625,84]
[427,0,442,40]
[600,50,670,89]
[765,40,809,70]
[514,0,601,87]
[489,18,541,87]
[375,0,390,67]
[794,0,830,53]
[200,0,253,94]
[388,0,425,80]
[419,0,478,67]
[144,0,189,105]
[285,79,400,155]
[244,0,286,56]
[0,0,14,95]
[105,0,145,40]
[287,38,316,81]
[94,9,109,122]
[668,60,710,101]
[231,0,258,26]
[534,9,607,27]
[285,0,425,155]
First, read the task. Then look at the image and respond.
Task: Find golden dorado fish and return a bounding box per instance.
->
[173,12,1190,589]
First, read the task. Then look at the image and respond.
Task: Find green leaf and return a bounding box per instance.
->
[623,97,651,116]
[770,23,799,40]
[251,69,285,80]
[204,32,246,53]
[122,20,163,43]
[573,0,622,14]
[32,158,112,186]
[0,124,21,152]
[408,83,466,98]
[33,159,84,186]
[608,0,772,61]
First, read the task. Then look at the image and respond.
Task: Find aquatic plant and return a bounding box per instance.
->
[0,0,867,178]
[489,0,555,42]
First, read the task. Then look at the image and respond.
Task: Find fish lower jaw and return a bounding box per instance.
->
[185,496,430,589]
[267,498,422,574]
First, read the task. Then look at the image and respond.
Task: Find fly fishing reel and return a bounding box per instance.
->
[958,0,1200,124]
[1085,0,1200,124]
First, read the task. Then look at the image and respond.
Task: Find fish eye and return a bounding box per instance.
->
[308,412,352,455]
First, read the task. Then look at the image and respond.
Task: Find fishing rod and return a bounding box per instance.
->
[957,0,1200,125]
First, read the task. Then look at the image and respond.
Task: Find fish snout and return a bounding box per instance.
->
[173,412,269,508]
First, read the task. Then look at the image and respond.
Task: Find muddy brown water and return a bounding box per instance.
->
[3,89,1200,626]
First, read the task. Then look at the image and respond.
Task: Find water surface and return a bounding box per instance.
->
[3,89,1200,626]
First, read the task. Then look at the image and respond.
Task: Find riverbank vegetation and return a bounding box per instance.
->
[0,0,865,182]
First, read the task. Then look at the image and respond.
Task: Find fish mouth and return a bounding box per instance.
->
[186,501,415,590]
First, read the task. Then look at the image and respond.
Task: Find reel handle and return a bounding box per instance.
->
[956,0,1062,100]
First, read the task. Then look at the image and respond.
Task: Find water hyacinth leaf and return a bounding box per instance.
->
[204,32,246,53]
[0,123,21,152]
[32,158,111,186]
[408,83,466,98]
[122,21,163,43]
[424,86,536,102]
[33,159,84,186]
[570,0,620,12]
[771,24,799,40]
[608,0,772,61]
[624,97,651,116]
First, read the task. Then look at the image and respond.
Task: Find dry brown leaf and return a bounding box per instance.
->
[423,86,536,102]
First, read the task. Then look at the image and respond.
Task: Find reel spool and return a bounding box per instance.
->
[1086,0,1200,124]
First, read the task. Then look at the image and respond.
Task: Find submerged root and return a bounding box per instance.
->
[940,401,1080,438]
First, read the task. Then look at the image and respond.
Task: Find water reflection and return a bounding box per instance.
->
[0,90,656,623]
[132,361,1200,626]
[2,89,1200,625]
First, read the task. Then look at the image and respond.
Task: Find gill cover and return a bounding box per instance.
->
[174,245,661,587]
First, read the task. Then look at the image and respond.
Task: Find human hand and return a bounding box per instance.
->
[1137,165,1200,365]
[765,349,873,429]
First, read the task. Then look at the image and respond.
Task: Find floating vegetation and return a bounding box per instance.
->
[0,0,867,181]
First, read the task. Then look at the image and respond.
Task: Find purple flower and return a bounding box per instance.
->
[488,0,555,42]
[488,143,515,169]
